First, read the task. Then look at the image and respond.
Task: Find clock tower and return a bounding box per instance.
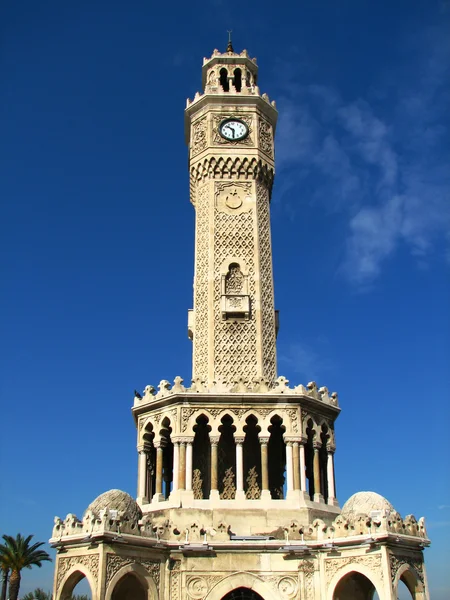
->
[50,42,430,600]
[186,44,278,387]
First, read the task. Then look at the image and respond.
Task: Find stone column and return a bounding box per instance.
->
[210,436,220,500]
[137,446,148,503]
[285,440,294,494]
[259,437,270,500]
[292,441,300,491]
[313,442,323,502]
[153,441,165,502]
[186,440,193,492]
[178,441,186,490]
[327,445,338,506]
[172,442,179,493]
[299,439,307,493]
[235,436,245,499]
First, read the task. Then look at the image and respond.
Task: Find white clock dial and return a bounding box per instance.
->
[219,119,248,141]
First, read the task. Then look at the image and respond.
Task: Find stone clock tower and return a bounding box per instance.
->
[50,43,430,600]
[186,44,278,387]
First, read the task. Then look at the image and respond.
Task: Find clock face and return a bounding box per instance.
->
[219,119,248,141]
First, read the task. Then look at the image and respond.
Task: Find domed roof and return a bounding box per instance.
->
[85,489,142,522]
[341,491,395,517]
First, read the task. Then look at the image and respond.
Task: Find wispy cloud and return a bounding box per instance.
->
[279,340,334,382]
[275,24,450,287]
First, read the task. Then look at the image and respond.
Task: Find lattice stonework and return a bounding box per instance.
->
[213,198,257,383]
[256,180,277,381]
[193,183,210,380]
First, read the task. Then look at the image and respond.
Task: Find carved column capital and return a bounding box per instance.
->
[210,436,220,446]
[284,436,302,445]
[326,444,336,454]
[259,436,270,445]
[313,441,322,450]
[234,436,245,445]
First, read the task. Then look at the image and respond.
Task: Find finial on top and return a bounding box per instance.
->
[227,30,234,53]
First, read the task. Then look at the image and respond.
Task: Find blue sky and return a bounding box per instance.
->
[1,0,449,597]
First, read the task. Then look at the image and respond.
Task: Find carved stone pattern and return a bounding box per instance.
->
[191,117,208,157]
[285,409,299,433]
[389,553,424,584]
[105,554,160,590]
[192,468,204,499]
[193,183,210,380]
[259,117,273,158]
[182,407,197,433]
[245,465,261,499]
[298,559,316,575]
[225,265,244,293]
[187,575,208,599]
[171,571,181,600]
[256,181,277,382]
[56,554,99,593]
[220,466,236,499]
[213,204,257,383]
[325,554,383,584]
[212,114,253,147]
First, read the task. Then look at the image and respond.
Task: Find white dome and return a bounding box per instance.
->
[341,491,395,517]
[85,489,142,522]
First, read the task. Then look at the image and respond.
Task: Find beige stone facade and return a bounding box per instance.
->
[50,44,430,600]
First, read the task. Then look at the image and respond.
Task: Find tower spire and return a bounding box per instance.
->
[226,30,234,52]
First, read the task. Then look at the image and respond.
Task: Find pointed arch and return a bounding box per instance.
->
[204,572,278,600]
[394,562,426,599]
[327,563,383,600]
[56,565,97,600]
[105,562,159,600]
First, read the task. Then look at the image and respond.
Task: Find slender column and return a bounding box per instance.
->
[299,439,307,492]
[186,440,193,491]
[313,442,322,501]
[178,441,186,490]
[137,446,148,501]
[210,436,219,494]
[235,436,244,494]
[285,441,294,493]
[327,445,337,504]
[259,437,270,493]
[154,442,164,497]
[172,442,179,492]
[292,442,300,490]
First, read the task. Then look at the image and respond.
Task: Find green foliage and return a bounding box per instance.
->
[0,535,51,600]
[20,591,90,600]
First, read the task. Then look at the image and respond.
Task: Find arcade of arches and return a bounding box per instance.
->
[139,413,336,504]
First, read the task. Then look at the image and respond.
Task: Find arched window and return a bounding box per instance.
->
[243,415,261,499]
[143,425,156,501]
[160,417,173,499]
[218,415,236,498]
[225,263,244,294]
[192,415,211,499]
[233,68,242,92]
[305,419,315,500]
[220,68,229,92]
[268,415,286,498]
[320,424,330,503]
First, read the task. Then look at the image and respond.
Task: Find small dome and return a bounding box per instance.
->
[341,491,395,517]
[85,489,142,522]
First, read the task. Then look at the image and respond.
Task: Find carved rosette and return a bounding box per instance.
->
[215,181,253,215]
[56,554,99,593]
[185,575,223,599]
[105,554,160,591]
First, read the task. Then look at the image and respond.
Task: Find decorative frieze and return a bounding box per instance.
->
[105,553,160,590]
[56,555,99,593]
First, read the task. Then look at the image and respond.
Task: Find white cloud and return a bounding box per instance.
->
[274,24,450,287]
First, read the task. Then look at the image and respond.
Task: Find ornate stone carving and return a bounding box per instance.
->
[277,576,298,598]
[245,466,261,499]
[182,407,197,432]
[186,576,208,599]
[105,553,160,590]
[389,553,424,584]
[56,555,99,593]
[192,468,203,499]
[220,467,236,499]
[259,117,273,158]
[191,117,208,157]
[215,181,252,215]
[285,408,299,433]
[325,554,382,584]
